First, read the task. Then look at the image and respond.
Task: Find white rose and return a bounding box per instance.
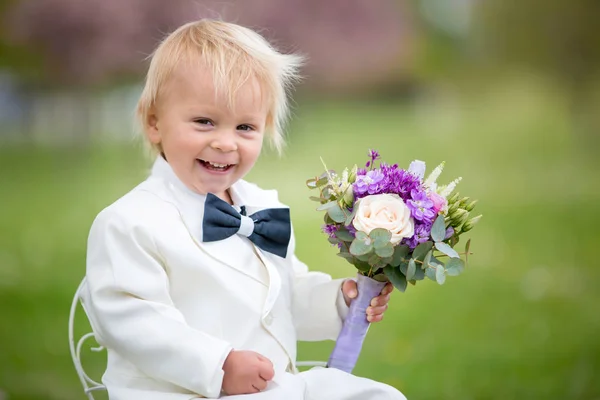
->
[352,194,414,245]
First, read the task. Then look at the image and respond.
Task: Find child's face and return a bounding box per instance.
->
[147,65,268,201]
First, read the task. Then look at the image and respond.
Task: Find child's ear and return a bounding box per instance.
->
[145,107,161,145]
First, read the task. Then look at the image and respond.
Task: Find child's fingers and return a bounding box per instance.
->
[258,357,275,381]
[255,353,270,363]
[381,282,394,295]
[259,365,275,382]
[367,314,384,323]
[370,293,391,307]
[367,304,388,316]
[342,279,358,298]
[252,379,268,392]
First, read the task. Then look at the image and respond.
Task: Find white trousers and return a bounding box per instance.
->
[223,367,406,400]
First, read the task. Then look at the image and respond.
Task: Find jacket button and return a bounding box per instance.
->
[264,313,274,325]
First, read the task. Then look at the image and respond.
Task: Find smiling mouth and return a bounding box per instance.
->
[197,159,235,172]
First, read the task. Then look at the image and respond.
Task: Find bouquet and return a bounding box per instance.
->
[306,150,481,373]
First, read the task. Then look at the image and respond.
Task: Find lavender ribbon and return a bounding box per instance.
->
[327,273,387,373]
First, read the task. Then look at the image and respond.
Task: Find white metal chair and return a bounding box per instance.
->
[69,277,326,399]
[68,277,106,399]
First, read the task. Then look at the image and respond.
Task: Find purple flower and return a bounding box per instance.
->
[346,224,357,237]
[365,149,381,170]
[408,160,426,180]
[353,169,385,196]
[380,164,422,201]
[445,226,455,240]
[322,224,338,238]
[368,149,380,162]
[407,189,436,223]
[354,152,424,202]
[404,222,432,249]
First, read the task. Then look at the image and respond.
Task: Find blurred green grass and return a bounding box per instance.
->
[1,79,599,399]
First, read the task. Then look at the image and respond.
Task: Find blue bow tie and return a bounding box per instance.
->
[202,193,291,258]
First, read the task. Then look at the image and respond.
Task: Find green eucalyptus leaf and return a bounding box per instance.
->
[435,242,460,258]
[373,240,388,250]
[316,176,329,187]
[435,265,446,285]
[316,200,337,211]
[409,279,417,286]
[344,207,358,226]
[431,215,446,242]
[425,266,436,281]
[337,252,354,261]
[391,245,410,267]
[356,253,371,262]
[423,250,433,270]
[383,266,408,293]
[334,229,355,242]
[374,261,388,270]
[413,263,425,280]
[327,203,347,223]
[375,243,394,258]
[413,241,434,260]
[322,187,333,200]
[372,273,388,282]
[309,196,322,202]
[327,237,340,245]
[355,231,368,241]
[429,255,444,268]
[368,253,381,267]
[406,258,417,280]
[446,258,465,276]
[399,261,408,276]
[350,238,373,256]
[370,228,392,248]
[306,178,317,189]
[352,260,371,272]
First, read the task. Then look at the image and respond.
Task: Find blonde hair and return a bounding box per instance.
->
[136,19,303,153]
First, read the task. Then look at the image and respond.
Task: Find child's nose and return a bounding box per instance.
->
[210,130,238,152]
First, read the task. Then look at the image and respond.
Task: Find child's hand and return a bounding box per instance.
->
[222,350,274,395]
[341,279,394,323]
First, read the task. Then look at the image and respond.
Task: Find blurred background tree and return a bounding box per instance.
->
[1,0,415,140]
[2,0,414,89]
[474,0,600,136]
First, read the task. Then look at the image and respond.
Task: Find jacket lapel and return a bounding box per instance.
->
[229,192,282,315]
[146,157,268,286]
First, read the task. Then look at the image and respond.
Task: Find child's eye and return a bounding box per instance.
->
[237,124,255,132]
[194,118,214,126]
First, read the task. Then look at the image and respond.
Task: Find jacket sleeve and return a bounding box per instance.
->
[289,229,350,341]
[83,208,232,399]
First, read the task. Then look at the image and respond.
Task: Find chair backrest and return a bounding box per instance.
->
[68,277,107,399]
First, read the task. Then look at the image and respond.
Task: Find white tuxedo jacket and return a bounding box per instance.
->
[83,157,348,400]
